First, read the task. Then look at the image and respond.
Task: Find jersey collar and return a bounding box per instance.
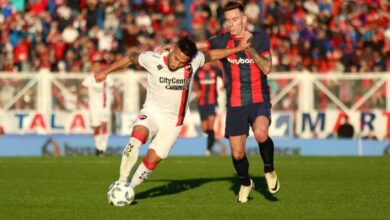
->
[230,34,242,40]
[230,30,251,40]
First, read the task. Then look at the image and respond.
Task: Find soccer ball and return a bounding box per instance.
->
[107,181,135,206]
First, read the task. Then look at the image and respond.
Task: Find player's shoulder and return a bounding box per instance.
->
[209,32,230,41]
[140,51,162,59]
[191,52,206,66]
[139,51,165,66]
[252,29,269,40]
[194,52,205,59]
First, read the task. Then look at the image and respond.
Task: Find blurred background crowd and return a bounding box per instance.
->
[0,0,389,112]
[0,0,388,73]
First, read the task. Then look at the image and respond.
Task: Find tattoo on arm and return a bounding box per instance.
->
[247,47,272,74]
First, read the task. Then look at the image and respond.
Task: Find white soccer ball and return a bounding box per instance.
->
[107,181,135,206]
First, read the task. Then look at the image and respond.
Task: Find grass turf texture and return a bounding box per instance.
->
[0,156,389,219]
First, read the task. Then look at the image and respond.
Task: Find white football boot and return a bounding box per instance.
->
[237,179,255,203]
[265,171,280,194]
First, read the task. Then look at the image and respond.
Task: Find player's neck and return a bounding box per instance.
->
[230,30,246,40]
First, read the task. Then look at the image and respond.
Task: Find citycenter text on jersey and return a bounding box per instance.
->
[159,77,191,90]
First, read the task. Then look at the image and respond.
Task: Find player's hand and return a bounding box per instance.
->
[154,44,172,54]
[238,31,253,51]
[94,70,107,83]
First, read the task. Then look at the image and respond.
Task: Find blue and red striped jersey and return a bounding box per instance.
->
[206,30,271,107]
[194,65,223,106]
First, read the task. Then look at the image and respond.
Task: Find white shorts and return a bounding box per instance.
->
[132,108,182,159]
[89,108,110,127]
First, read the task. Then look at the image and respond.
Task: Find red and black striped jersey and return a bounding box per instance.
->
[194,66,223,106]
[205,30,271,107]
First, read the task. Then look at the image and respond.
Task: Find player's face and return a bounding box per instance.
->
[224,9,247,37]
[167,48,191,71]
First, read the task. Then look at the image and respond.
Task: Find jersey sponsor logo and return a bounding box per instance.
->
[227,57,254,64]
[159,77,191,90]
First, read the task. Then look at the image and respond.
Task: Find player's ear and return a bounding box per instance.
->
[242,15,247,26]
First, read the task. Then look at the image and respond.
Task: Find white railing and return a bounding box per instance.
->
[1,71,389,138]
[1,71,389,112]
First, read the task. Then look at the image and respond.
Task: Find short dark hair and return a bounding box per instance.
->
[177,37,198,60]
[223,1,244,13]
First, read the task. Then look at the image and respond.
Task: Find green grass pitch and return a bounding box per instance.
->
[0,156,389,219]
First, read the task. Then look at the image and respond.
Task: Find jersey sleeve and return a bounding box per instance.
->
[252,31,271,56]
[138,51,155,71]
[191,52,205,70]
[205,34,225,50]
[194,68,200,82]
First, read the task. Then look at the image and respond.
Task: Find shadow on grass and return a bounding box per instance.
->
[135,175,278,202]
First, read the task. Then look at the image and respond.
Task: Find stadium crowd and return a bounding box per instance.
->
[0,0,388,73]
[0,0,389,111]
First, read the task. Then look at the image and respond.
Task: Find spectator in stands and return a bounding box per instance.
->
[337,115,354,138]
[0,0,387,76]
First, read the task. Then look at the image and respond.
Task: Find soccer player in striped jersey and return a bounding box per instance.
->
[94,37,250,194]
[197,1,280,202]
[193,63,223,156]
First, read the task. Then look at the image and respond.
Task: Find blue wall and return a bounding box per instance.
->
[0,135,389,157]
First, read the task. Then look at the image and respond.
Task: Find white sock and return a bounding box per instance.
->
[130,162,153,188]
[101,132,109,152]
[94,135,103,151]
[119,138,142,182]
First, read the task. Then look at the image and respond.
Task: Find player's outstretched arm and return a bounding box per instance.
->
[204,33,251,63]
[196,41,209,52]
[95,53,140,83]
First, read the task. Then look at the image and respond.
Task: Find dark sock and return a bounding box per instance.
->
[258,137,275,173]
[95,149,102,156]
[232,155,251,186]
[206,130,215,150]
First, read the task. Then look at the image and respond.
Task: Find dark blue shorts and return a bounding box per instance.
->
[225,103,272,138]
[198,105,217,121]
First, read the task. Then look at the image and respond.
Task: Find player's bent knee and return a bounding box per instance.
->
[200,123,208,133]
[131,129,148,144]
[254,130,268,143]
[146,149,164,163]
[232,151,245,160]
